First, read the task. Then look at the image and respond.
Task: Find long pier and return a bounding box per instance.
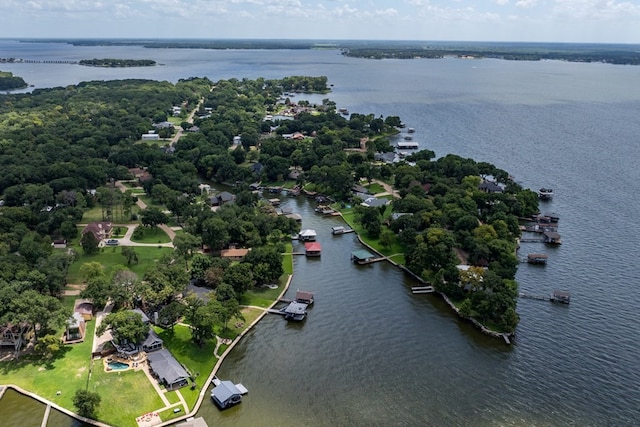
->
[519,292,551,301]
[412,286,435,294]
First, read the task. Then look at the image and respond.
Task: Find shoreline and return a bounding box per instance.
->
[350,217,514,344]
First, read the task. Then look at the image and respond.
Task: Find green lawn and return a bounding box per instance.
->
[66,246,174,284]
[88,365,165,427]
[365,182,385,194]
[130,226,171,244]
[0,319,95,412]
[339,208,405,263]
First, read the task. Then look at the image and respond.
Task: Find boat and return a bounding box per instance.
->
[407,127,415,133]
[538,188,554,200]
[404,135,413,141]
[339,107,349,115]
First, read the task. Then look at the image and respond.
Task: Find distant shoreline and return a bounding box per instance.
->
[9,38,640,66]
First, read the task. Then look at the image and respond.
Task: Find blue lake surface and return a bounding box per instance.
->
[1,40,639,426]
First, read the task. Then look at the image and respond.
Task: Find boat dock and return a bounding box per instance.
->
[519,290,570,304]
[411,286,435,294]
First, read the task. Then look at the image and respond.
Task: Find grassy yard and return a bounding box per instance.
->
[88,365,165,427]
[130,226,172,244]
[0,319,95,412]
[365,182,385,194]
[66,246,173,284]
[340,208,405,263]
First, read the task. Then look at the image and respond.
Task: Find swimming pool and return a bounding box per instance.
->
[107,361,129,371]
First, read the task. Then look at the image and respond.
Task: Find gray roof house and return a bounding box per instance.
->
[147,348,190,390]
[361,197,389,208]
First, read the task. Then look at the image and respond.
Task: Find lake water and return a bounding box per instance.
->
[1,40,640,426]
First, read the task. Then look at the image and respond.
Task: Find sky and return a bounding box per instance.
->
[0,0,639,44]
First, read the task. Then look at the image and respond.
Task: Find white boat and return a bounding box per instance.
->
[538,188,554,200]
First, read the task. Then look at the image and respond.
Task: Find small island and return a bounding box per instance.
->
[79,58,156,67]
[0,71,27,90]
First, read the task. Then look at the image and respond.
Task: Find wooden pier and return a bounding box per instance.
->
[411,286,435,294]
[519,290,570,304]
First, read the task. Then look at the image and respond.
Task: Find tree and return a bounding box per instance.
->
[379,228,395,250]
[174,232,202,267]
[121,246,139,266]
[35,334,64,358]
[140,207,169,227]
[97,311,148,345]
[73,389,101,419]
[80,275,112,309]
[80,231,99,255]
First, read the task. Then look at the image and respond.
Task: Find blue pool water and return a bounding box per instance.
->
[107,361,129,371]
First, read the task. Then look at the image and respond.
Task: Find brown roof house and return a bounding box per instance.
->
[221,248,251,261]
[82,222,113,242]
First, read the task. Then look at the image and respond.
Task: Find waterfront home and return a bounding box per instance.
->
[305,242,322,257]
[208,191,236,207]
[360,197,389,208]
[211,380,246,409]
[299,229,317,242]
[478,180,504,193]
[141,329,164,352]
[147,348,190,390]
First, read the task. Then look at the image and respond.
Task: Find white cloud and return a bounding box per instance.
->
[515,0,537,8]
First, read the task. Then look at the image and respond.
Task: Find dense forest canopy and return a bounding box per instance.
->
[0,74,536,335]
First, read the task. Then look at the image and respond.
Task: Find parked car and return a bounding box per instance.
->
[105,239,119,246]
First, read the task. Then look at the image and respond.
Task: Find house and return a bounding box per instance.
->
[361,197,389,208]
[0,323,30,352]
[74,299,94,321]
[152,121,174,130]
[299,229,317,242]
[141,132,160,141]
[141,329,164,352]
[147,348,190,390]
[304,242,322,257]
[208,192,236,207]
[211,380,245,409]
[132,308,151,324]
[82,222,113,242]
[64,312,86,343]
[220,248,250,261]
[478,180,504,193]
[52,239,67,249]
